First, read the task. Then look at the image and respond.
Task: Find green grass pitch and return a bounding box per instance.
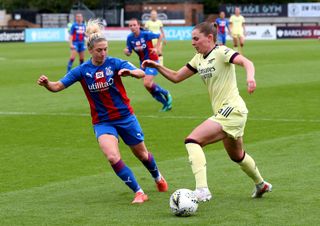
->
[0,39,319,226]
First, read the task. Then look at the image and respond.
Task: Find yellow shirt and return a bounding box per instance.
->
[145,20,163,34]
[188,45,248,114]
[229,15,245,35]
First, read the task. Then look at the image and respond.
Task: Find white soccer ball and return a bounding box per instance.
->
[169,188,199,217]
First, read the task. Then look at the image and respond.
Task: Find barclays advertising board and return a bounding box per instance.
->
[163,26,193,41]
[25,28,68,43]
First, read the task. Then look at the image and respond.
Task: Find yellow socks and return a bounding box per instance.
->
[159,56,164,66]
[238,153,263,184]
[185,142,208,188]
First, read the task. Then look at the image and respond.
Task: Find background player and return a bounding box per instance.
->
[124,18,172,112]
[67,13,86,72]
[143,22,272,202]
[144,9,167,65]
[38,19,168,204]
[215,11,230,45]
[229,7,246,54]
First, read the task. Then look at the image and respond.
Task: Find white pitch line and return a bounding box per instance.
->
[0,111,319,123]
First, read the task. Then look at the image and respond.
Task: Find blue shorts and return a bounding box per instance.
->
[72,41,86,53]
[141,60,159,76]
[93,115,144,146]
[217,34,227,45]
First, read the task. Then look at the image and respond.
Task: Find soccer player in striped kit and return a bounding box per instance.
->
[124,18,172,112]
[215,11,230,45]
[144,10,167,65]
[67,13,86,72]
[38,19,168,204]
[143,22,272,202]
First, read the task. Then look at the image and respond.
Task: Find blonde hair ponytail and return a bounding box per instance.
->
[86,18,107,49]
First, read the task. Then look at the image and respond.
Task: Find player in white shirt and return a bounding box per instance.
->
[142,22,272,202]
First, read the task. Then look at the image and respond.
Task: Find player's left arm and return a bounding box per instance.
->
[154,33,163,54]
[242,17,246,36]
[232,54,256,94]
[160,27,167,45]
[226,20,231,35]
[118,68,145,79]
[142,60,194,83]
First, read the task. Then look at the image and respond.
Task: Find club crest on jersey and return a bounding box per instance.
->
[95,71,104,79]
[105,67,113,76]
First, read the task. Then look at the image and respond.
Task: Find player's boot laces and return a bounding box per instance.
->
[156,177,168,192]
[132,192,149,204]
[252,181,272,198]
[194,187,212,202]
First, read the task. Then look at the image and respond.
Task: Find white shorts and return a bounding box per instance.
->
[209,106,247,139]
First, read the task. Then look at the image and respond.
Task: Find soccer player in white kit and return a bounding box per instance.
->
[145,10,167,65]
[230,7,246,54]
[142,22,272,202]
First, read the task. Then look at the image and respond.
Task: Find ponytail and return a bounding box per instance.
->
[86,18,107,49]
[193,22,217,43]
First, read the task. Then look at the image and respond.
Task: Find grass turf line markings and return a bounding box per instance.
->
[0,111,319,123]
[0,130,316,197]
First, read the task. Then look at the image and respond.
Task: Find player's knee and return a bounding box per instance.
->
[229,151,245,163]
[105,153,121,164]
[144,80,153,90]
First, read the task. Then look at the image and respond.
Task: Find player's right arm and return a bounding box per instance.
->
[37,75,65,92]
[142,60,195,83]
[229,16,234,35]
[124,37,132,56]
[242,16,246,36]
[69,24,75,49]
[38,67,82,92]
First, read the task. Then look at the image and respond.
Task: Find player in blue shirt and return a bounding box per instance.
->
[215,11,230,45]
[67,13,86,72]
[37,19,168,204]
[124,18,172,112]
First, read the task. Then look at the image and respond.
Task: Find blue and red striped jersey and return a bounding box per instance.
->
[215,18,229,35]
[126,30,160,63]
[70,22,86,42]
[60,57,136,124]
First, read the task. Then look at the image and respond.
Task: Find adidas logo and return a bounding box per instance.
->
[262,29,272,37]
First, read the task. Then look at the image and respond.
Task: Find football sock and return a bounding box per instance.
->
[233,45,238,49]
[238,152,264,184]
[185,139,208,188]
[67,58,75,72]
[148,84,168,106]
[141,152,161,181]
[111,159,141,193]
[155,84,168,96]
[239,45,243,55]
[159,55,164,66]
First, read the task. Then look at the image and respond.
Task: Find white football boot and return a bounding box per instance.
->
[194,187,212,202]
[252,181,272,198]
